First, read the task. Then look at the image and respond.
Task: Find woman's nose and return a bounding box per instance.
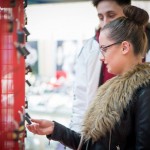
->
[100,57,104,62]
[100,54,105,62]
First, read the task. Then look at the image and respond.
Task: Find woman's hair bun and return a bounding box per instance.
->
[123,5,149,26]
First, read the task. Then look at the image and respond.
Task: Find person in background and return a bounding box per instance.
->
[26,5,150,149]
[69,0,131,134]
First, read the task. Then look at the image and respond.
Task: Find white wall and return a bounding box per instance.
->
[26,1,150,77]
[26,2,98,77]
[132,1,150,14]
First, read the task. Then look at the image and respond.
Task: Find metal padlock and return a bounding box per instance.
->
[17,30,25,43]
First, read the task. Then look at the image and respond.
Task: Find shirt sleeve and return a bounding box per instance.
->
[69,38,101,132]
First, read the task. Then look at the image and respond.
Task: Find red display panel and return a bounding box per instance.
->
[0,0,26,149]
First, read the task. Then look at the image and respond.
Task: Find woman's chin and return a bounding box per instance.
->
[107,68,115,75]
[107,68,111,73]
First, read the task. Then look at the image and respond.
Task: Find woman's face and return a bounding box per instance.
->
[99,29,124,75]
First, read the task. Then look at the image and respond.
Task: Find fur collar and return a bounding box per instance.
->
[82,63,150,142]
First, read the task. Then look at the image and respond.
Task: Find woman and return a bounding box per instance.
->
[26,5,150,150]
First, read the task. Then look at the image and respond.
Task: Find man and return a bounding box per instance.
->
[69,0,132,134]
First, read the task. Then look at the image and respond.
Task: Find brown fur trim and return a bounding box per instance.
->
[82,63,150,142]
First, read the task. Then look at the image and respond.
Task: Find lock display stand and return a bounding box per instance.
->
[0,0,28,149]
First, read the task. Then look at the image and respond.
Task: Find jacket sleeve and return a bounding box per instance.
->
[46,121,81,149]
[69,38,101,132]
[135,86,150,149]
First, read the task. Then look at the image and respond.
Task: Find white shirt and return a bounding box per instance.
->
[69,37,102,132]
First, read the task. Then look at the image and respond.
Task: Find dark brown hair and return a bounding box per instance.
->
[92,0,131,7]
[101,5,149,56]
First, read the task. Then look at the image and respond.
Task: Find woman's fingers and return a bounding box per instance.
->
[30,119,42,124]
[26,123,39,133]
[26,119,54,135]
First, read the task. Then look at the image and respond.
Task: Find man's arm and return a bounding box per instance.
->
[70,38,101,132]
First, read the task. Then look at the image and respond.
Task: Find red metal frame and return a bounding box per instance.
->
[0,0,26,149]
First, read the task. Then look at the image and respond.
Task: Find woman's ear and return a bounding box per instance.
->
[121,41,130,54]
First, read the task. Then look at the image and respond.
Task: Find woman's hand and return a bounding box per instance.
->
[26,119,54,135]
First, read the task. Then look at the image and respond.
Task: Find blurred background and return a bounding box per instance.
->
[25,0,150,149]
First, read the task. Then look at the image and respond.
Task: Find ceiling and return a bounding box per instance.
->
[27,0,149,5]
[27,0,150,5]
[28,0,91,5]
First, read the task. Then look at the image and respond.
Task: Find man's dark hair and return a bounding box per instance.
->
[92,0,131,7]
